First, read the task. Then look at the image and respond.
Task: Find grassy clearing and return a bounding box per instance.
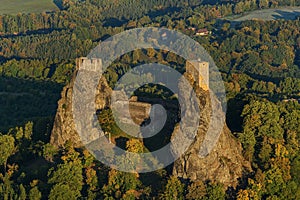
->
[0,0,58,15]
[229,7,300,21]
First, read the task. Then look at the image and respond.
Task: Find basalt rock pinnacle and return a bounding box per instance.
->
[172,74,251,188]
[50,59,251,188]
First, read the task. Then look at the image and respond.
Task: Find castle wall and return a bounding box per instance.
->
[186,60,209,91]
[72,58,209,129]
[113,99,151,125]
[76,57,103,72]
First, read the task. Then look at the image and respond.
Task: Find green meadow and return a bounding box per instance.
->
[0,0,58,15]
[229,6,300,21]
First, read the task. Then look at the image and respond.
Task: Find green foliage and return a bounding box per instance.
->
[0,76,62,132]
[48,148,83,198]
[238,100,287,162]
[0,0,299,199]
[43,143,58,162]
[0,165,19,200]
[162,176,184,200]
[291,156,300,185]
[0,134,15,168]
[18,184,26,200]
[126,139,144,153]
[102,169,141,199]
[29,186,42,200]
[238,99,300,199]
[51,63,75,83]
[49,184,78,200]
[279,77,300,95]
[204,183,225,200]
[24,121,33,140]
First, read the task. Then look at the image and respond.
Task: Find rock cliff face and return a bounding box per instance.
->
[50,62,250,188]
[172,74,251,188]
[50,70,112,147]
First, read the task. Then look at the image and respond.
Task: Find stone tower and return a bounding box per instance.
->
[172,70,251,188]
[186,60,209,91]
[50,57,110,147]
[76,57,102,72]
[51,57,151,147]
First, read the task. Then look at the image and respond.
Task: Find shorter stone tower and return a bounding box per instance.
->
[186,60,209,91]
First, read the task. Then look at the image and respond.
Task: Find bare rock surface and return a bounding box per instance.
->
[50,70,112,147]
[50,68,251,188]
[172,74,251,188]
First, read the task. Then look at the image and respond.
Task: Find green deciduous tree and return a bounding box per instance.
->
[49,184,78,200]
[29,186,42,200]
[48,148,83,199]
[18,184,26,200]
[162,176,184,200]
[0,135,15,172]
[102,169,141,199]
[205,183,225,200]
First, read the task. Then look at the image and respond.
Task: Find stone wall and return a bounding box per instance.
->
[113,92,151,126]
[76,57,102,72]
[51,58,151,146]
[186,60,209,91]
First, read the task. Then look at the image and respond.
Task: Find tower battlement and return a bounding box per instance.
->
[186,60,209,91]
[76,57,102,72]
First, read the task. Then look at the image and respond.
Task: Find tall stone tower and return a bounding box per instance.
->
[51,57,109,147]
[186,60,209,91]
[76,57,102,72]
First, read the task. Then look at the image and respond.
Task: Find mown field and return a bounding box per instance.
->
[229,6,300,21]
[0,0,58,15]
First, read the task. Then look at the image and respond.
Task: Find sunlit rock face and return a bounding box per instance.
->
[50,72,112,147]
[50,58,112,147]
[51,58,152,147]
[51,58,251,188]
[172,73,251,188]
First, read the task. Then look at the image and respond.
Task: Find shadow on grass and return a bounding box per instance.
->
[272,9,300,20]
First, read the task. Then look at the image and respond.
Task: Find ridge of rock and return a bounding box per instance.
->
[172,74,251,188]
[50,68,251,188]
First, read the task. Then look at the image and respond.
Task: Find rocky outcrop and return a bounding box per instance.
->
[50,60,250,188]
[50,70,152,147]
[172,74,251,188]
[50,70,112,147]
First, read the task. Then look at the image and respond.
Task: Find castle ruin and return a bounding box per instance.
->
[77,57,151,126]
[76,57,102,72]
[51,57,250,188]
[112,91,151,125]
[75,57,209,125]
[186,60,209,91]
